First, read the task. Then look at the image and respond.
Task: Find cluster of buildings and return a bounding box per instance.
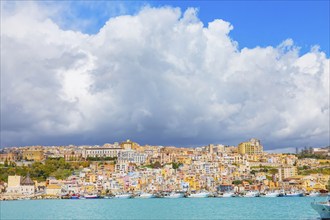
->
[0,139,329,199]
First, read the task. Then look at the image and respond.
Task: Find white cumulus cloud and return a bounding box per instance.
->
[1,3,329,149]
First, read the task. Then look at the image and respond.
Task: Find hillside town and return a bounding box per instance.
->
[0,138,329,200]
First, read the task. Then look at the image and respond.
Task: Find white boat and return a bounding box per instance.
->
[311,197,330,219]
[138,193,156,199]
[163,192,184,198]
[187,192,210,198]
[263,191,280,197]
[309,192,321,197]
[243,191,260,197]
[83,194,99,199]
[114,193,132,199]
[222,192,235,198]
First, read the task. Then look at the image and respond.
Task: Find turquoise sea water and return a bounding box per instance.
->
[0,197,325,219]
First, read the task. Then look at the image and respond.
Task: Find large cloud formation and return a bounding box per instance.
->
[1,4,329,149]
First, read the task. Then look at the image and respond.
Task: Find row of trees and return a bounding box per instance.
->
[250,165,278,176]
[86,156,117,161]
[296,146,329,159]
[232,179,253,185]
[0,158,90,182]
[298,167,330,176]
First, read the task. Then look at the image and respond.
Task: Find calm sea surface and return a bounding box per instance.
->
[0,197,325,219]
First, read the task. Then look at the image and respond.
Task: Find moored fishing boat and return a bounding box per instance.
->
[83,194,99,199]
[114,193,132,199]
[262,191,280,197]
[221,191,235,198]
[282,191,304,197]
[311,196,330,219]
[137,193,156,199]
[163,192,184,198]
[187,191,210,198]
[243,191,260,197]
[61,193,70,199]
[70,194,80,199]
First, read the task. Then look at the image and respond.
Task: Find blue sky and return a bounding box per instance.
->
[161,1,330,56]
[47,1,329,56]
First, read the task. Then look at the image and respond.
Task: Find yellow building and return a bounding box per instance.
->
[45,184,62,195]
[318,159,330,164]
[86,174,97,183]
[8,175,21,187]
[238,138,263,155]
[84,185,96,193]
[22,150,44,161]
[120,139,138,150]
[246,154,261,162]
[263,179,278,189]
[176,156,192,165]
[312,183,326,191]
[278,166,298,181]
[184,176,200,191]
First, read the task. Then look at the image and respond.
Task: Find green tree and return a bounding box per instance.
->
[302,165,309,170]
[172,162,183,169]
[232,180,242,185]
[250,170,257,175]
[269,168,278,175]
[4,159,8,167]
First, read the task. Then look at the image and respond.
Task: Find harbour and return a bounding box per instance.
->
[0,197,325,219]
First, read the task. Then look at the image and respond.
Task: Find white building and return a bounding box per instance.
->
[118,150,147,164]
[82,147,123,158]
[6,175,35,195]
